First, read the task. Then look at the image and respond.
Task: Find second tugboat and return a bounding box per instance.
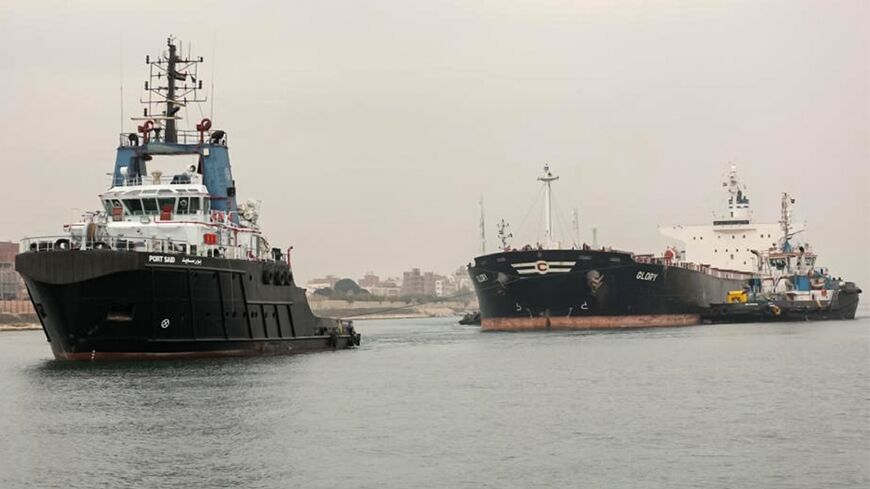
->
[701,193,861,323]
[16,38,360,360]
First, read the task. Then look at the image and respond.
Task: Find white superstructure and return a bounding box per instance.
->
[660,165,802,273]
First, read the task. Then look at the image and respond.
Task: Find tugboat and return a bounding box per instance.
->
[15,38,360,360]
[702,193,861,323]
[467,165,752,331]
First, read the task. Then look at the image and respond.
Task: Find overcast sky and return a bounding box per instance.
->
[1,0,867,286]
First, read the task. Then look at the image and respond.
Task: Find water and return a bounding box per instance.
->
[0,315,868,489]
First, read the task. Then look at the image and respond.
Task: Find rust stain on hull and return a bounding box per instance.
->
[481,314,701,331]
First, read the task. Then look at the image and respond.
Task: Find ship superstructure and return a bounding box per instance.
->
[16,38,359,360]
[660,165,798,272]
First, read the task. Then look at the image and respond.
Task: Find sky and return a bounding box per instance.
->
[0,0,867,286]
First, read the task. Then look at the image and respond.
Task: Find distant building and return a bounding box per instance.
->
[453,266,472,294]
[368,284,401,297]
[401,268,424,296]
[358,272,380,289]
[305,274,340,293]
[0,241,24,299]
[401,268,448,297]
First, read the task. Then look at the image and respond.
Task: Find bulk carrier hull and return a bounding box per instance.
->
[468,249,745,331]
[16,250,359,360]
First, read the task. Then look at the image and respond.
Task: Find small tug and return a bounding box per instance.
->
[16,38,359,360]
[702,193,861,323]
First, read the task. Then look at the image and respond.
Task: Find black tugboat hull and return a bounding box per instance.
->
[468,249,745,331]
[702,284,862,324]
[16,250,359,360]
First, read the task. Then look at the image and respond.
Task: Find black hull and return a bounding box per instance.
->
[469,249,745,330]
[16,250,359,360]
[702,287,861,324]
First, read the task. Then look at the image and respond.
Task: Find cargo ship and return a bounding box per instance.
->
[15,38,359,360]
[467,164,859,331]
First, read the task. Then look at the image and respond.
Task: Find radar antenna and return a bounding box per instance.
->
[138,37,208,143]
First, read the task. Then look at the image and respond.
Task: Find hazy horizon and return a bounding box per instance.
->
[1,0,867,287]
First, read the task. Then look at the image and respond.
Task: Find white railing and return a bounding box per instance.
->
[19,235,266,261]
[633,255,754,281]
[109,173,204,188]
[118,130,228,147]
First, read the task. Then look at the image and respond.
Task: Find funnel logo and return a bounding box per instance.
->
[512,260,575,275]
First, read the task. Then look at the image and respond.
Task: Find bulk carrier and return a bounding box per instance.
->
[468,165,859,330]
[16,38,359,360]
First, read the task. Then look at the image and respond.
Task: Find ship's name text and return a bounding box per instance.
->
[148,255,176,264]
[636,271,658,281]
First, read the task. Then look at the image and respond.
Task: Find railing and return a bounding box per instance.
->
[118,130,228,147]
[19,235,266,261]
[633,255,754,281]
[109,173,204,187]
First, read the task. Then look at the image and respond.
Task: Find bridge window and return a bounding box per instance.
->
[190,197,201,214]
[142,198,158,214]
[158,198,176,214]
[124,199,144,215]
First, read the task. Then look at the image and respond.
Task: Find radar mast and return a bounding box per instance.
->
[139,37,208,143]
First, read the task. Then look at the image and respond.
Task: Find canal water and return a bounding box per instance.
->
[0,315,867,488]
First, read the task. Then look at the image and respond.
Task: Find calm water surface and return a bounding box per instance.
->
[0,313,868,488]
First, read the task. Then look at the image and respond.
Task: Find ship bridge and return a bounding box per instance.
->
[660,165,802,273]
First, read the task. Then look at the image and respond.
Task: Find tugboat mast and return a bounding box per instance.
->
[780,192,795,251]
[165,40,179,143]
[141,37,207,144]
[538,164,559,248]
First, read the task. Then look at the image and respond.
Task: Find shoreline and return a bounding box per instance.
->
[0,324,41,332]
